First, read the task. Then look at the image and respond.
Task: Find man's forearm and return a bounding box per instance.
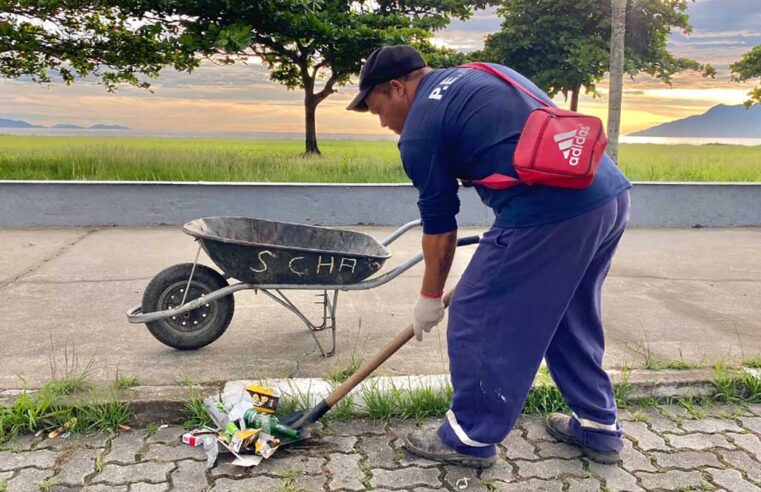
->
[420,230,457,296]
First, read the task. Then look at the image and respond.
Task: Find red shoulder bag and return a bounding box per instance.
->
[460,62,607,190]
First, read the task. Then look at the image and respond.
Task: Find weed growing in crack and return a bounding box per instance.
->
[328,350,364,384]
[632,411,649,423]
[95,451,105,473]
[673,483,715,491]
[614,366,632,409]
[0,388,131,442]
[280,381,315,414]
[112,371,139,391]
[393,448,405,461]
[176,374,195,388]
[659,359,699,370]
[276,468,306,492]
[678,397,708,419]
[523,384,568,415]
[534,365,554,386]
[628,340,698,371]
[0,344,130,440]
[75,400,132,432]
[326,392,355,422]
[480,479,499,492]
[360,472,372,489]
[713,364,761,404]
[363,380,402,420]
[635,397,661,408]
[276,478,306,492]
[364,380,397,420]
[182,387,213,431]
[38,478,56,492]
[401,383,451,421]
[45,345,95,396]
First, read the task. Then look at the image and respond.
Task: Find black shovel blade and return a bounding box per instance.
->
[278,412,305,427]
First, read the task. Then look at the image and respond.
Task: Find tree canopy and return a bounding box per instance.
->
[474,0,715,111]
[0,0,196,90]
[731,45,761,107]
[156,0,494,153]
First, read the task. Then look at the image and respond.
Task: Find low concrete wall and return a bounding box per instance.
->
[0,181,759,227]
[631,182,761,227]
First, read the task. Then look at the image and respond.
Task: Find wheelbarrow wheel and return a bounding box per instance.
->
[142,263,234,350]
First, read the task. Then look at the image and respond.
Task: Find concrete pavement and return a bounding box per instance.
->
[1,225,760,389]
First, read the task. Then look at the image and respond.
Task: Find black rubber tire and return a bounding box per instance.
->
[142,263,234,350]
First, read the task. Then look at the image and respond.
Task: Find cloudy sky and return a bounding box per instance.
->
[1,0,759,135]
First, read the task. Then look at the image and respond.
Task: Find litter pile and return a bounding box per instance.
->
[183,384,300,468]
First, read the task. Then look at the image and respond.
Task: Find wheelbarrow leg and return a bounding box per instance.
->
[179,241,203,305]
[322,290,339,357]
[259,289,338,357]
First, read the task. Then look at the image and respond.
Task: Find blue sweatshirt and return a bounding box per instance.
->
[398,63,631,234]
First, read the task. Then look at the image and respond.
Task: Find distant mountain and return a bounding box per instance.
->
[0,118,129,130]
[90,124,129,130]
[0,118,44,128]
[630,104,761,138]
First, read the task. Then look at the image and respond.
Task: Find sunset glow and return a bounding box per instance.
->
[1,0,759,137]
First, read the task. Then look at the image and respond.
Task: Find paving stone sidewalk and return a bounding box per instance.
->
[2,404,761,492]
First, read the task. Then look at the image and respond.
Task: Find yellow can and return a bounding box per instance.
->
[245,384,280,414]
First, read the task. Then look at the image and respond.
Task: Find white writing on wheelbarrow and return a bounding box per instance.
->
[250,250,276,273]
[317,255,334,273]
[249,251,358,277]
[288,257,306,276]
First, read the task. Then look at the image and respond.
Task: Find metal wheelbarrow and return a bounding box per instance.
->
[126,217,479,357]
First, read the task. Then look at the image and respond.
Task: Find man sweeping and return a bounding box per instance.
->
[347,45,631,469]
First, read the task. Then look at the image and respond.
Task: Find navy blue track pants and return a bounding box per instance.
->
[438,190,631,457]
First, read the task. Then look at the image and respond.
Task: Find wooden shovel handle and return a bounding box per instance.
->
[325,289,455,406]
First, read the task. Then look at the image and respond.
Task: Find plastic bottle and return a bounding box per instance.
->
[203,396,231,429]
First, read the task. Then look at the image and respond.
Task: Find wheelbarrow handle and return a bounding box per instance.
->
[380,219,421,246]
[457,235,480,247]
[381,220,481,249]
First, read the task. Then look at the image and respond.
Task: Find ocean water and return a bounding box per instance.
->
[2,128,760,146]
[0,128,398,141]
[619,136,761,146]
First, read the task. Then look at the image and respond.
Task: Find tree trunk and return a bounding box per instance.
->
[607,0,628,164]
[570,84,580,112]
[304,93,320,155]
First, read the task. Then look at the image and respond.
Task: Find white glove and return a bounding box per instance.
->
[413,294,445,342]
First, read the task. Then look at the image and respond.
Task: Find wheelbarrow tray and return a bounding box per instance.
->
[182,217,391,285]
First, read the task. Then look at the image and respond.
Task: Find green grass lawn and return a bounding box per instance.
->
[1,135,760,182]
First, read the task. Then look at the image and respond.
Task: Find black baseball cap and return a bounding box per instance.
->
[346,45,427,112]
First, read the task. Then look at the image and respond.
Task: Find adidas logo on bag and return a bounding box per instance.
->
[553,126,591,166]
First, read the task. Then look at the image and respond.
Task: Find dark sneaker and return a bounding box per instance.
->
[546,413,622,464]
[403,429,496,469]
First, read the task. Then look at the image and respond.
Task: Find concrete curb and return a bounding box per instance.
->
[222,368,721,413]
[4,368,757,426]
